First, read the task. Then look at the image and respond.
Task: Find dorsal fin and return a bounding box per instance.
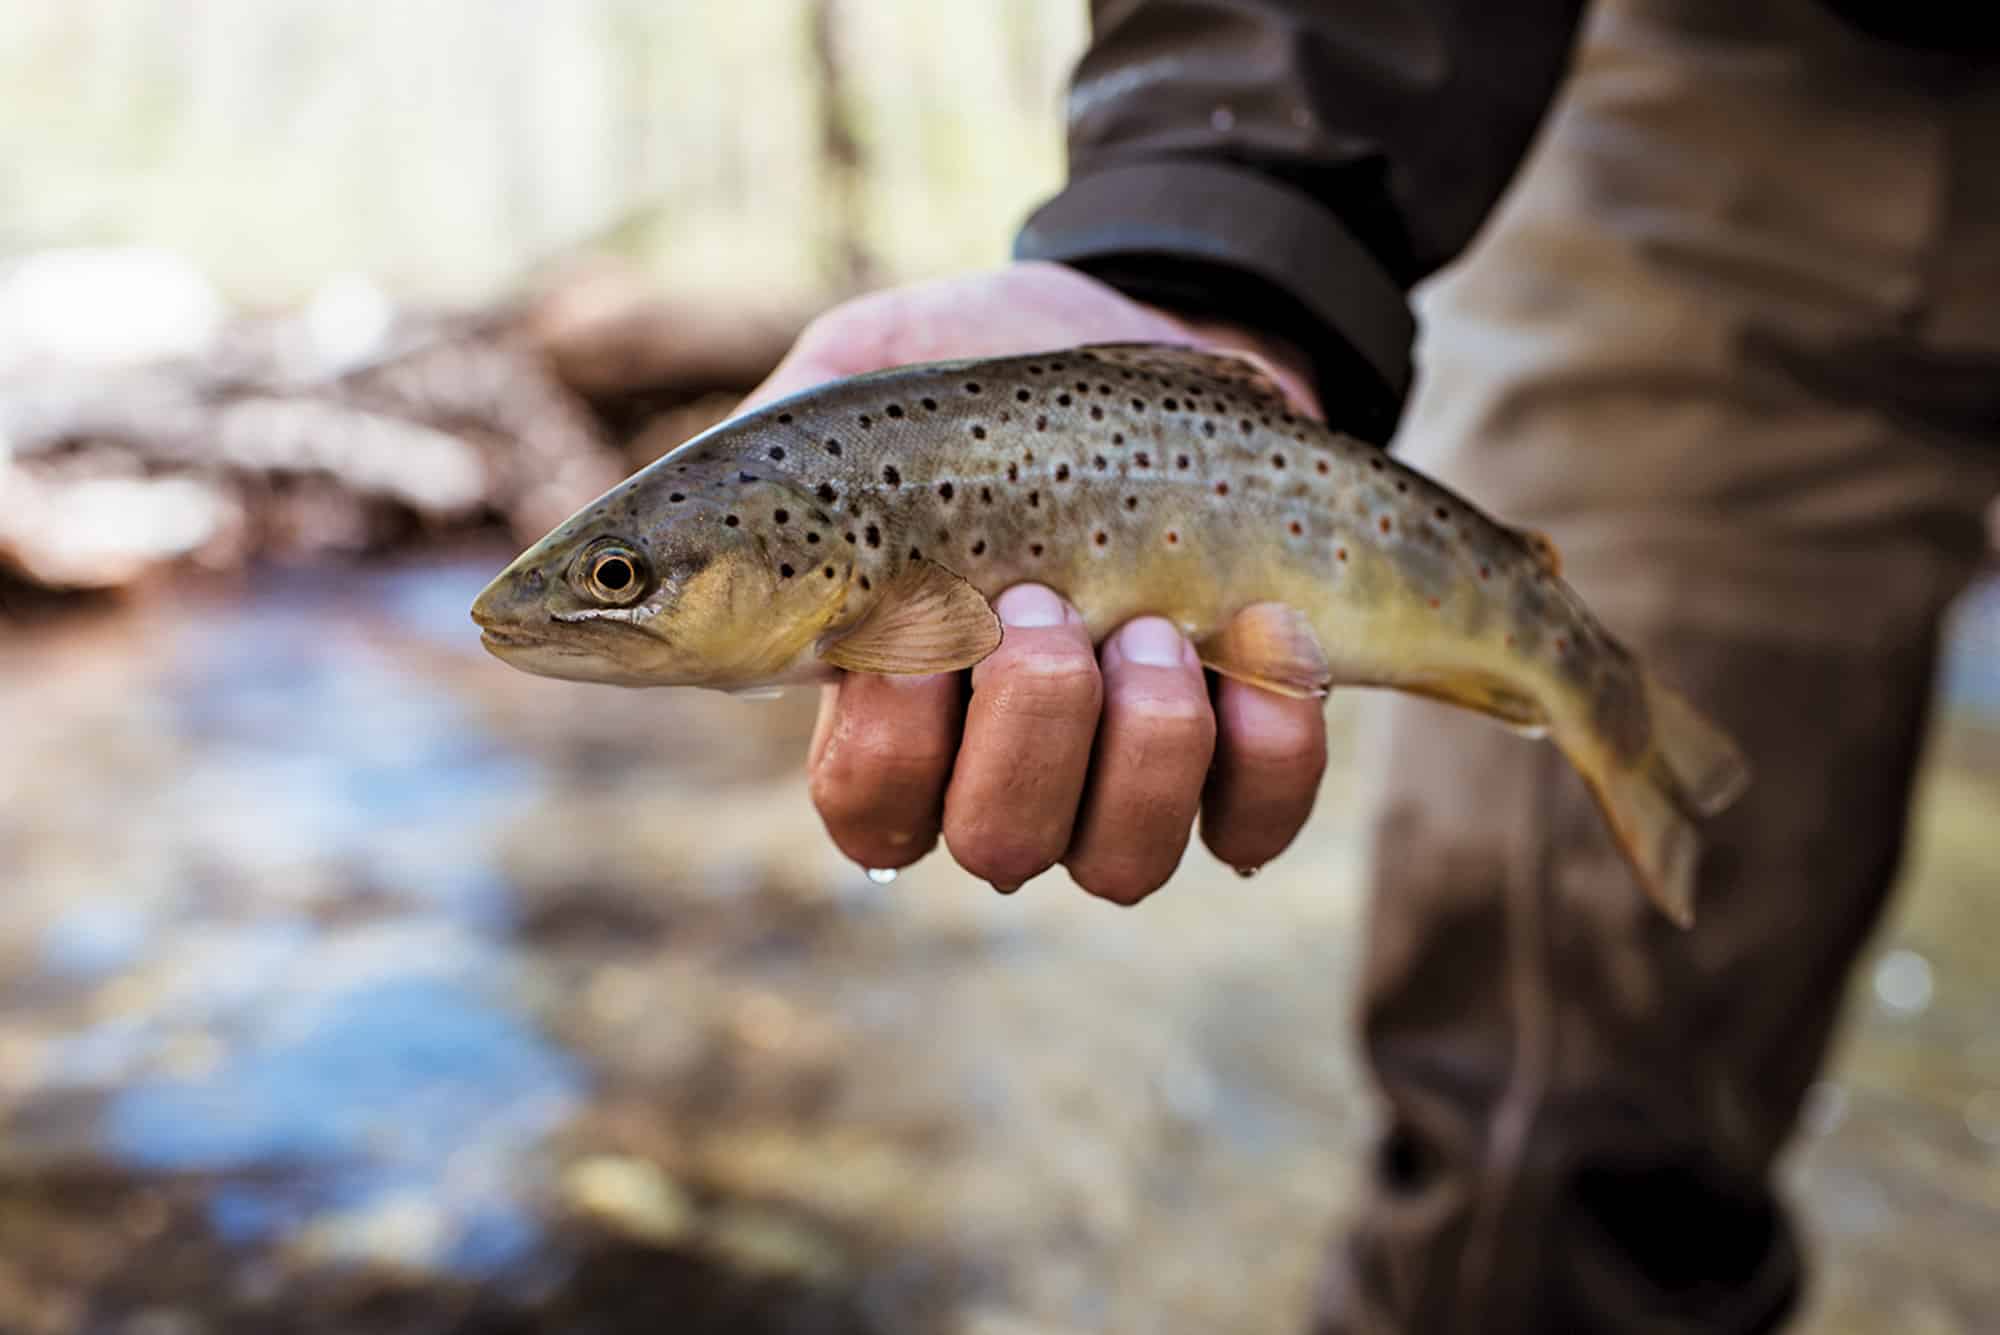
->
[1072,343,1290,405]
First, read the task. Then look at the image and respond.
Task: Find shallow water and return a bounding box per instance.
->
[0,554,1994,1333]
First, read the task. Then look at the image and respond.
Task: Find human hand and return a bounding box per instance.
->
[744,262,1329,902]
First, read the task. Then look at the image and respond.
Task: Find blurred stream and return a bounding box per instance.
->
[0,558,1993,1333]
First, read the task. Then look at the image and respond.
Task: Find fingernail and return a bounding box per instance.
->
[1114,616,1185,668]
[996,584,1069,628]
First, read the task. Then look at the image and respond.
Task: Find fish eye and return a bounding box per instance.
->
[577,544,649,605]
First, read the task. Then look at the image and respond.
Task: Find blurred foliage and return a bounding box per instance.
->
[0,0,1085,308]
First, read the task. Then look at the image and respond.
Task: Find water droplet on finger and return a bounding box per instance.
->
[1234,865,1261,879]
[864,867,899,885]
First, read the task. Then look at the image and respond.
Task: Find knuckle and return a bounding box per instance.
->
[1116,688,1215,742]
[1231,711,1327,775]
[989,650,1101,722]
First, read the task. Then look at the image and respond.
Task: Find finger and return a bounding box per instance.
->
[1200,677,1328,872]
[942,584,1102,892]
[1063,618,1216,905]
[808,672,962,870]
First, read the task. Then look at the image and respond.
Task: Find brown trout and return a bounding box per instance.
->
[471,344,1749,925]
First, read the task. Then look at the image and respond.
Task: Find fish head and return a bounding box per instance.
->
[471,466,856,689]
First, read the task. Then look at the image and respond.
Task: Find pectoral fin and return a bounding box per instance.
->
[822,559,1002,674]
[1196,603,1332,699]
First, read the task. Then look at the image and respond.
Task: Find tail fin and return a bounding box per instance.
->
[1645,677,1752,818]
[1585,677,1751,928]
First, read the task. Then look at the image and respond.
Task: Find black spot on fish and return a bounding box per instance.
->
[1057,393,1072,407]
[882,465,901,487]
[1175,455,1190,470]
[725,514,741,527]
[669,492,685,502]
[779,563,795,579]
[1134,452,1150,468]
[769,446,786,461]
[774,509,789,524]
[826,439,843,456]
[818,482,837,503]
[921,397,937,411]
[1035,416,1048,432]
[963,382,982,395]
[980,486,992,504]
[859,575,872,591]
[777,413,793,424]
[1164,398,1179,411]
[1030,542,1044,557]
[824,566,837,578]
[739,472,758,483]
[1112,432,1125,446]
[971,540,986,556]
[1093,455,1107,470]
[1016,388,1032,402]
[865,525,881,548]
[886,404,904,418]
[807,532,821,544]
[971,425,987,440]
[1090,405,1104,420]
[938,482,955,502]
[1055,463,1070,481]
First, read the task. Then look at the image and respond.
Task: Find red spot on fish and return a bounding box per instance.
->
[1215,482,1230,496]
[1316,460,1330,475]
[1289,521,1303,536]
[1379,516,1392,534]
[1166,531,1179,545]
[1479,564,1491,579]
[1427,597,1440,609]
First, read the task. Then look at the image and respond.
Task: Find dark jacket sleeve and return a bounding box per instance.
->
[1014,0,1587,441]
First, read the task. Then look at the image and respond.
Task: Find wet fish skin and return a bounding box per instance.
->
[471,343,1750,924]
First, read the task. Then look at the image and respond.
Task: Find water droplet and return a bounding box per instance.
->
[1872,947,1933,1016]
[1234,865,1261,879]
[864,867,898,885]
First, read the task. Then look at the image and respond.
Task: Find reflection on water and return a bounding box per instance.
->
[0,555,1994,1332]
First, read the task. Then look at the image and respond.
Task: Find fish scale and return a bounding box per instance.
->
[472,343,1750,926]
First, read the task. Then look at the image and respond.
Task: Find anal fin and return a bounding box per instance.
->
[1401,670,1551,739]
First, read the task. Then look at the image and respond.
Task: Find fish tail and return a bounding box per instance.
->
[1644,675,1752,818]
[1581,676,1750,928]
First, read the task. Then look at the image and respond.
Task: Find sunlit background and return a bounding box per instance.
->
[1,4,1995,1333]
